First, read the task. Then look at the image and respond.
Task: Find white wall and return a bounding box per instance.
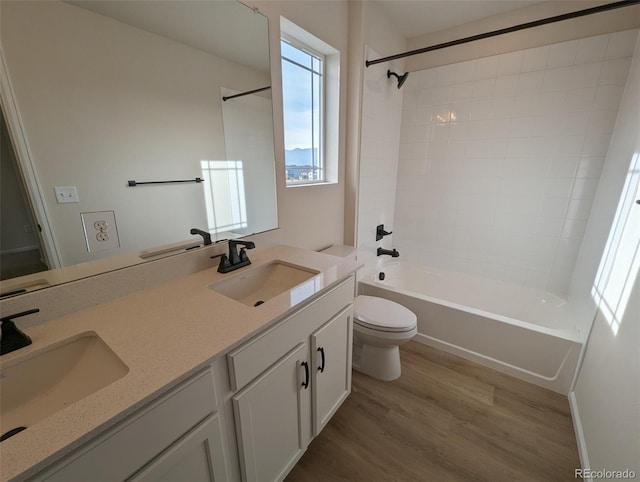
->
[571,33,640,475]
[242,0,349,252]
[2,1,272,266]
[393,30,637,296]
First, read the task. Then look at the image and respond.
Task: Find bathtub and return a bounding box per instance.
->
[358,262,584,394]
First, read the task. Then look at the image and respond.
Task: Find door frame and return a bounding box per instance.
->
[0,46,61,269]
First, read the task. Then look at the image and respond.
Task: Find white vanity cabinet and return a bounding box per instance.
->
[228,276,355,482]
[22,273,356,482]
[30,366,230,482]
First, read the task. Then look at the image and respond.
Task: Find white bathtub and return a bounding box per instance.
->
[358,262,583,394]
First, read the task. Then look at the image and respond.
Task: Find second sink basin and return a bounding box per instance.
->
[0,332,129,440]
[209,260,320,307]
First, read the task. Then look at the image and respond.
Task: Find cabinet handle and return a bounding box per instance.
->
[317,347,325,373]
[301,361,310,389]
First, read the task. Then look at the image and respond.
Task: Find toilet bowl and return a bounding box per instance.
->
[352,295,417,381]
[318,246,417,381]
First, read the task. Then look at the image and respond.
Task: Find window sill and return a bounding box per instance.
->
[285,180,338,188]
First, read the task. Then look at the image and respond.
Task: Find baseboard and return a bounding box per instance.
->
[569,391,591,482]
[0,245,39,255]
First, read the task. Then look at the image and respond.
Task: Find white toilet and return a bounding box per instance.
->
[352,295,417,381]
[320,245,417,381]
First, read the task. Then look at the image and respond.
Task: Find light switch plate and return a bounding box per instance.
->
[81,211,120,252]
[54,186,79,204]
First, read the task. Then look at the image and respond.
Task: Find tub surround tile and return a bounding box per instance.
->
[522,45,549,72]
[575,35,609,64]
[393,29,638,296]
[547,40,579,68]
[605,29,640,59]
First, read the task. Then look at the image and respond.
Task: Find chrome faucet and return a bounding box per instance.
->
[1,309,39,355]
[217,239,256,273]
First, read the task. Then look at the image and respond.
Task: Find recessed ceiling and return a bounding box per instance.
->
[372,0,545,39]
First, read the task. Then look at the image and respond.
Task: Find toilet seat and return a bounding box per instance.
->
[354,295,417,333]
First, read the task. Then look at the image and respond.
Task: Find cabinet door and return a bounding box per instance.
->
[233,343,311,482]
[129,413,227,482]
[311,306,352,436]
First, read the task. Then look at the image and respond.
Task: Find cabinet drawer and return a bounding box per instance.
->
[228,276,355,392]
[35,368,217,481]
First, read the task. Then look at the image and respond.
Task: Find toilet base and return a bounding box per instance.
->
[353,343,402,381]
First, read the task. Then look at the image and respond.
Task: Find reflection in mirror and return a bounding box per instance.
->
[0,0,277,294]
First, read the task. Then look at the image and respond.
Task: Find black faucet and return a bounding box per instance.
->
[190,228,212,246]
[1,308,39,355]
[217,239,256,273]
[377,247,399,257]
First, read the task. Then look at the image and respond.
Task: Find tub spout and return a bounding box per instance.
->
[377,247,399,257]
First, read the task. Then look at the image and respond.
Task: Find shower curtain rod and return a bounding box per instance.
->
[222,85,271,101]
[365,0,640,67]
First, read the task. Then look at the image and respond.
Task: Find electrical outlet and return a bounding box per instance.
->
[54,186,79,204]
[81,211,120,252]
[94,220,108,231]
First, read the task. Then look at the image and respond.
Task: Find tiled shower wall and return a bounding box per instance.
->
[394,29,638,296]
[357,48,404,276]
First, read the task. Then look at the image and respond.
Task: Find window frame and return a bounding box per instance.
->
[281,34,326,186]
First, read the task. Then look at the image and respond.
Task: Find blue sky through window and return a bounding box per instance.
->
[281,39,322,180]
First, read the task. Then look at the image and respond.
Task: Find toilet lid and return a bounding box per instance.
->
[354,295,417,332]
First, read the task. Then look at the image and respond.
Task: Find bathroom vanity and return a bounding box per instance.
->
[0,246,359,482]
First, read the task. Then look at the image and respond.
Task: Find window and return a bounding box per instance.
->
[281,36,324,184]
[200,160,247,234]
[591,152,640,335]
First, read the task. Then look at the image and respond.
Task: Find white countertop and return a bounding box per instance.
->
[0,245,360,481]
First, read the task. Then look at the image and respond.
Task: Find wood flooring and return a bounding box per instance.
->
[286,341,581,482]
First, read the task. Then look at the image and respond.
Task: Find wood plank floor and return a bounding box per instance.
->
[286,341,581,482]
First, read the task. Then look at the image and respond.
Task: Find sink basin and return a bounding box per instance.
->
[0,332,128,440]
[209,261,320,307]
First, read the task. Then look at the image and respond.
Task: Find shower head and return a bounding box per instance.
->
[387,69,409,89]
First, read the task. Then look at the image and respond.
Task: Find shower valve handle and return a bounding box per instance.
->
[376,224,393,241]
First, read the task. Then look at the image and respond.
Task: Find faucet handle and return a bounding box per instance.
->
[1,309,39,356]
[376,224,393,241]
[217,254,232,273]
[0,308,40,323]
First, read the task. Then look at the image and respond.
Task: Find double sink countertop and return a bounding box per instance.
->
[0,245,360,481]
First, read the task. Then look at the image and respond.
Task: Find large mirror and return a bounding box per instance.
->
[0,0,277,294]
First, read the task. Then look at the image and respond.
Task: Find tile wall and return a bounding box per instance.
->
[394,29,638,296]
[356,48,404,276]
